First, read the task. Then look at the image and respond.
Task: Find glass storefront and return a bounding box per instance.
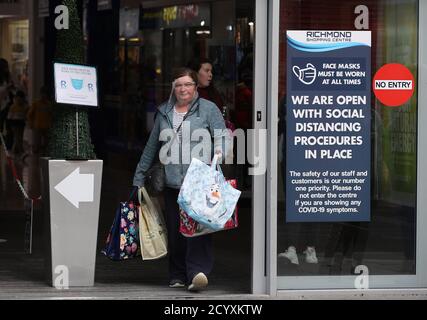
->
[276,0,419,285]
[3,0,423,295]
[96,0,255,189]
[2,0,260,297]
[0,19,29,94]
[85,0,256,292]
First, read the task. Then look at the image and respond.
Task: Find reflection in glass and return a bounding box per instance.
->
[277,0,417,276]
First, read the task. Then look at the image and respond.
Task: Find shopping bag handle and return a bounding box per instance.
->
[138,186,157,210]
[138,187,143,205]
[210,153,226,184]
[211,153,221,169]
[128,186,139,203]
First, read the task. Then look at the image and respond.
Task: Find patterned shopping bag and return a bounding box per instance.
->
[178,155,241,231]
[102,201,140,261]
[179,179,239,237]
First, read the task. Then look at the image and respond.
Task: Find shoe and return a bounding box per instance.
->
[169,279,186,288]
[303,246,318,264]
[278,246,299,265]
[188,272,208,292]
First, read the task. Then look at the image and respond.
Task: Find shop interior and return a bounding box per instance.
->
[277,0,417,278]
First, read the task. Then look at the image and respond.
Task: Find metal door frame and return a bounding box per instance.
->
[252,0,280,295]
[251,0,268,295]
[259,0,427,292]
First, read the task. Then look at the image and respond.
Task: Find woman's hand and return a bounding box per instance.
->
[128,186,140,204]
[215,150,223,161]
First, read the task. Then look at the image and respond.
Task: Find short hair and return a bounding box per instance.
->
[172,67,198,84]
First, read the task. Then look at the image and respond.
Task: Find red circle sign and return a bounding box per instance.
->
[373,63,415,107]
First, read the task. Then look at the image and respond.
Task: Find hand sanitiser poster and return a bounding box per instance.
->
[286,31,371,222]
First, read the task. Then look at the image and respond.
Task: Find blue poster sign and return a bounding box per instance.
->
[286,30,371,222]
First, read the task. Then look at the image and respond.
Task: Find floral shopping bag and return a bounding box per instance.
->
[177,155,241,231]
[102,201,140,261]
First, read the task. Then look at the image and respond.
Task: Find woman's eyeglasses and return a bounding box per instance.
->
[174,82,196,89]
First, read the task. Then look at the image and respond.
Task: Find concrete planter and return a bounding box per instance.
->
[41,158,103,287]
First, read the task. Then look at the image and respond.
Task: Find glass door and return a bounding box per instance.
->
[273,0,427,289]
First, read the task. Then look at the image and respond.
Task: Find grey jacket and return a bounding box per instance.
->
[133,94,230,189]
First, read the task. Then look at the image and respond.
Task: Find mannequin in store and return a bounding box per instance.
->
[277,95,319,265]
[279,224,319,265]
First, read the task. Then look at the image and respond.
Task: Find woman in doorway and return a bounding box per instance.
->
[133,67,229,292]
[189,59,235,176]
[188,58,225,112]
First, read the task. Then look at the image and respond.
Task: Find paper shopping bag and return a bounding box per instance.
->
[138,187,168,260]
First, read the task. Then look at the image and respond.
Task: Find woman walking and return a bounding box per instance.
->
[133,67,230,292]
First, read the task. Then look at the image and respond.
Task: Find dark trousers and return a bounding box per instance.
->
[164,187,214,283]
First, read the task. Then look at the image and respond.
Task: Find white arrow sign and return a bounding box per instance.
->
[54,168,94,209]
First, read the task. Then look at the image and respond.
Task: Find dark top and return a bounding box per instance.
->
[197,86,224,111]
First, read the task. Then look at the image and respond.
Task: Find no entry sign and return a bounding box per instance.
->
[373,63,415,107]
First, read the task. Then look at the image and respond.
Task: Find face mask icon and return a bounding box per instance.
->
[292,63,317,85]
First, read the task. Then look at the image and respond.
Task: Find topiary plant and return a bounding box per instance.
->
[48,0,96,160]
